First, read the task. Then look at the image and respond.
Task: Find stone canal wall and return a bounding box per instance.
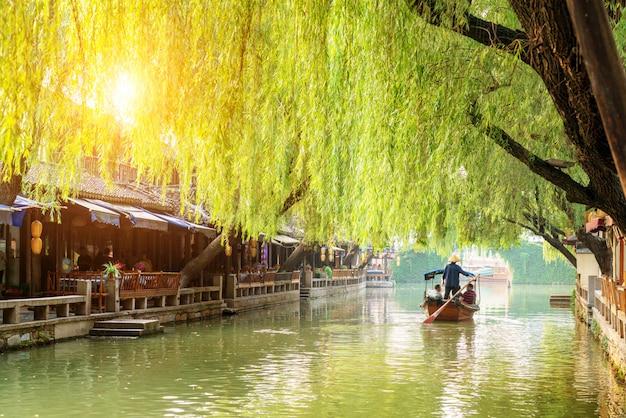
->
[0,299,225,352]
[575,275,626,381]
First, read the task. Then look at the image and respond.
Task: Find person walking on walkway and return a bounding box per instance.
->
[442,254,475,299]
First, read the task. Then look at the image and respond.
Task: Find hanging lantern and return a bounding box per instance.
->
[31,220,43,238]
[320,253,326,262]
[320,246,327,255]
[224,244,233,257]
[249,238,257,258]
[396,255,401,266]
[329,250,334,262]
[31,237,43,255]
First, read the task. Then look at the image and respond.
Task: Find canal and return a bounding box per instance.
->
[1,283,625,417]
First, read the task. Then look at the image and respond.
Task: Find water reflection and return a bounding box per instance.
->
[0,284,624,417]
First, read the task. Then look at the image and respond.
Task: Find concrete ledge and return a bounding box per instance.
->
[304,281,366,299]
[0,299,225,353]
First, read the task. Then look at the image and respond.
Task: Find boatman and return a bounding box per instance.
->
[442,254,476,299]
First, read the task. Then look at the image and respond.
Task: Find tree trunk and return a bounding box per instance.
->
[576,227,612,276]
[567,0,626,199]
[542,232,577,268]
[278,242,307,273]
[0,175,22,206]
[342,244,359,267]
[180,233,225,287]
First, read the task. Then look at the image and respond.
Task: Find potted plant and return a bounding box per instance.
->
[102,261,123,279]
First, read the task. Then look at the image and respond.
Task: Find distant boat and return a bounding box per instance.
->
[366,268,395,288]
[461,255,511,283]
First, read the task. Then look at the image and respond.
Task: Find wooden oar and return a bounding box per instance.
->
[423,277,476,324]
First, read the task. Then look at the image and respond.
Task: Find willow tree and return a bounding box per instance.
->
[1,1,623,274]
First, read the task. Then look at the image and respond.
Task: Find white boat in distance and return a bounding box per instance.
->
[461,254,512,283]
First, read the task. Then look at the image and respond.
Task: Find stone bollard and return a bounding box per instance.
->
[588,275,598,307]
[76,281,90,316]
[106,277,120,313]
[213,275,223,300]
[304,270,312,289]
[225,274,236,299]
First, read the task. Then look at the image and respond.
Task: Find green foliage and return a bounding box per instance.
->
[500,241,575,284]
[601,335,609,352]
[591,320,601,339]
[0,1,593,253]
[392,251,448,283]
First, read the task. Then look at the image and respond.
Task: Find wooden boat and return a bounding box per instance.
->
[422,268,479,321]
[422,297,479,321]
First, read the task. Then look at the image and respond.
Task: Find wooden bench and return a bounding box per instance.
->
[119,272,181,310]
[0,295,88,324]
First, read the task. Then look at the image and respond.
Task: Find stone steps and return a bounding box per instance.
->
[89,319,163,338]
[549,295,571,307]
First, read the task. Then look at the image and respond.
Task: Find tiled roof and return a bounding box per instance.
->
[25,163,173,211]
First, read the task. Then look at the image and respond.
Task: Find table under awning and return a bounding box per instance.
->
[84,199,168,232]
[68,198,121,227]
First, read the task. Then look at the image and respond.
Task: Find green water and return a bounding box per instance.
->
[0,283,624,417]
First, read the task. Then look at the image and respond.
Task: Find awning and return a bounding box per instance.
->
[68,198,121,227]
[136,209,217,237]
[271,234,300,247]
[11,195,53,227]
[150,212,194,231]
[85,199,168,232]
[329,246,345,252]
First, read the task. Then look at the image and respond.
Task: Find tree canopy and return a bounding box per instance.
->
[1,1,624,259]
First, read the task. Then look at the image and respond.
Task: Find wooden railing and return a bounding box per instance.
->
[47,271,181,312]
[46,271,108,313]
[238,270,279,288]
[118,272,181,310]
[596,276,626,340]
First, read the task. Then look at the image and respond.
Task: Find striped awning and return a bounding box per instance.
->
[68,198,121,227]
[84,199,168,231]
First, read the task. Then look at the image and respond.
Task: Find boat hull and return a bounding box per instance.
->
[423,298,479,321]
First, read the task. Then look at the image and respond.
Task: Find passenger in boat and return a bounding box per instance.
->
[461,283,476,305]
[432,284,444,305]
[442,254,476,299]
[434,284,442,296]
